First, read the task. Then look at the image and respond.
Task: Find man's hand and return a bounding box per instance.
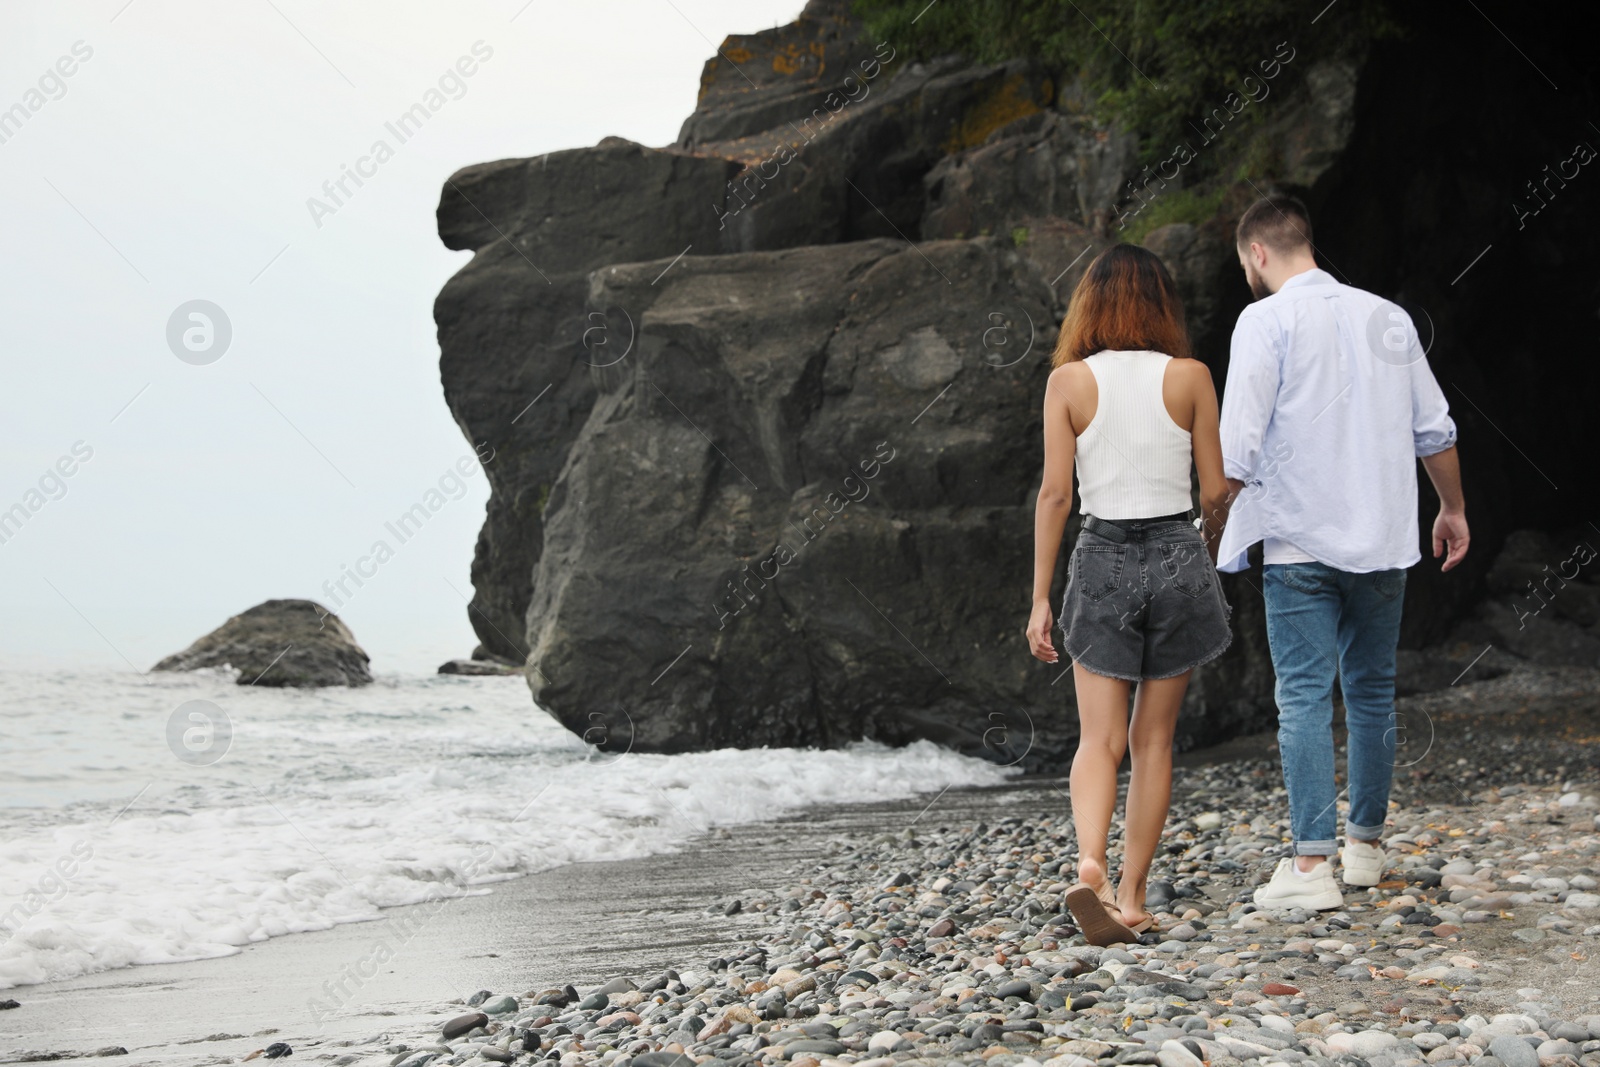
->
[1027,601,1059,663]
[1433,508,1469,571]
[1420,446,1467,572]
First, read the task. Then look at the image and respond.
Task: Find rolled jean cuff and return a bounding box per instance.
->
[1345,821,1386,842]
[1294,839,1338,856]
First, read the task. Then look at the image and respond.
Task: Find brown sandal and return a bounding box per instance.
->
[1123,912,1156,934]
[1092,881,1158,935]
[1065,883,1141,946]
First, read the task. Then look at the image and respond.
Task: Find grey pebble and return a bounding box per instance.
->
[1488,1036,1539,1067]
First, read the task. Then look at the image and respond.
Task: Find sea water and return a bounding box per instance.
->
[0,668,1013,990]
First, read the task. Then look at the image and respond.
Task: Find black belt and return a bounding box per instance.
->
[1082,510,1195,544]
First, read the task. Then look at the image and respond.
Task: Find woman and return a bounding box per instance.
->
[1025,244,1233,946]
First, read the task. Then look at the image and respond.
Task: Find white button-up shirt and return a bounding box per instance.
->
[1217,267,1457,574]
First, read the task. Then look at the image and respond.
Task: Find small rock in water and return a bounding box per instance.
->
[263,1044,293,1060]
[0,999,19,1010]
[437,658,521,676]
[152,598,372,687]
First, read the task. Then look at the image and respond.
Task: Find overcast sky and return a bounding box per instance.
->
[0,0,809,673]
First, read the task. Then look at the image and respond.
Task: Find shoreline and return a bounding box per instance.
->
[6,669,1600,1066]
[0,779,1053,1062]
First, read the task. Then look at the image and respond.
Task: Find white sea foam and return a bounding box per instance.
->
[0,669,1014,989]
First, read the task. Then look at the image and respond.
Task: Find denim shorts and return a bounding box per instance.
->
[1058,519,1233,681]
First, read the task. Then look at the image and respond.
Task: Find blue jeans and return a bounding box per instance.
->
[1262,562,1407,855]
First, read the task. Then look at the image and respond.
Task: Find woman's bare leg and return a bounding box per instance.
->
[1116,670,1190,924]
[1071,664,1131,897]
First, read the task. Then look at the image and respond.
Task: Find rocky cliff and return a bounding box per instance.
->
[433,0,1598,766]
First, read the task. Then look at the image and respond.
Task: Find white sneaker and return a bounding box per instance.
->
[1252,857,1345,911]
[1341,839,1388,887]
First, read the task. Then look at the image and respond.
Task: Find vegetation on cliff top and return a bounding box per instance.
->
[851,0,1395,178]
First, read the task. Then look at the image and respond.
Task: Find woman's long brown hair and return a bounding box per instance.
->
[1051,244,1191,366]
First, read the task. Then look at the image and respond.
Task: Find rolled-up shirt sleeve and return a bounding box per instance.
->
[1410,355,1457,457]
[1220,310,1282,481]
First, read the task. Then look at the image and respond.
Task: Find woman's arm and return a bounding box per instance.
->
[1028,366,1079,662]
[1185,361,1231,564]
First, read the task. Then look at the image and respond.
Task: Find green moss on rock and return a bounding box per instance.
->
[851,0,1394,175]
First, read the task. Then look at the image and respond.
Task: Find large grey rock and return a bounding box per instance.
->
[523,235,1070,761]
[153,599,371,687]
[434,7,1061,663]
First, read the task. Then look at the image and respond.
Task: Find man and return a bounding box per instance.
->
[1216,194,1469,910]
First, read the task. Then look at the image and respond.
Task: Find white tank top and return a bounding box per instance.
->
[1075,350,1193,521]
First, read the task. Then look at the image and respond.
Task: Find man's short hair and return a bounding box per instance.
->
[1236,194,1313,254]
